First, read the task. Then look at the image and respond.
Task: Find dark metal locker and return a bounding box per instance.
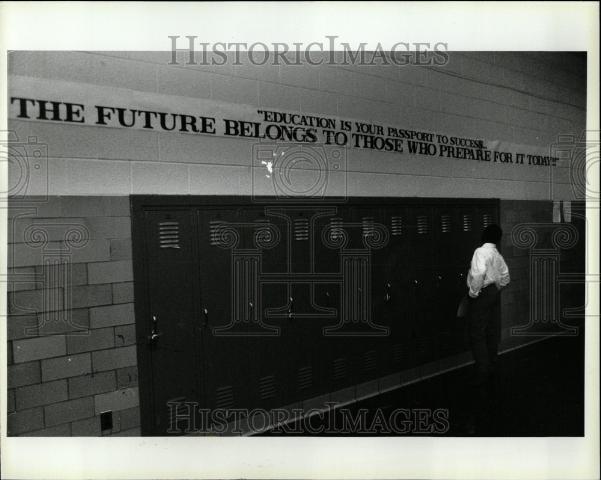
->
[133,208,202,435]
[132,196,500,435]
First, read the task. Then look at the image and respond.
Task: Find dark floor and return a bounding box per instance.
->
[260,331,585,436]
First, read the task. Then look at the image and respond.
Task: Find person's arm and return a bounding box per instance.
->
[498,255,510,288]
[468,249,487,298]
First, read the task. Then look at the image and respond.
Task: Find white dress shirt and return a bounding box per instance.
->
[467,243,510,298]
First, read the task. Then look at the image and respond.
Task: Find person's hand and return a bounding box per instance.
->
[469,291,478,299]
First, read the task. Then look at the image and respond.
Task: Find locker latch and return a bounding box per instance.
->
[149,315,162,343]
[385,282,391,302]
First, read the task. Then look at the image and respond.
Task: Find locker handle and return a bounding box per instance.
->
[288,297,294,319]
[203,308,209,327]
[149,315,162,343]
[385,282,391,302]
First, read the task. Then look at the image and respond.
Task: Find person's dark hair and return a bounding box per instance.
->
[482,224,503,244]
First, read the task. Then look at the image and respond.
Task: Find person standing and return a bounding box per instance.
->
[466,224,510,434]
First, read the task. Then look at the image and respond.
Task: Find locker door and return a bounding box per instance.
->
[196,208,253,420]
[140,209,202,435]
[433,206,467,358]
[310,207,343,398]
[237,206,289,411]
[406,205,437,366]
[356,206,394,381]
[385,205,416,372]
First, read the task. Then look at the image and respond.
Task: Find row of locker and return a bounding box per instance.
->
[132,197,499,434]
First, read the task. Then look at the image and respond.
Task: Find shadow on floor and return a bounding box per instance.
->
[259,331,585,436]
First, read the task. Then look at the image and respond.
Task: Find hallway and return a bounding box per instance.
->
[261,331,585,436]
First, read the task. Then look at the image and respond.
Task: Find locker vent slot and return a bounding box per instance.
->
[332,358,347,381]
[294,218,309,241]
[462,214,473,232]
[259,375,277,400]
[329,218,344,241]
[417,215,429,235]
[391,216,403,236]
[440,215,451,233]
[392,343,403,364]
[362,350,377,372]
[215,385,234,409]
[158,221,180,249]
[209,220,230,247]
[483,213,493,228]
[297,366,313,391]
[362,216,375,238]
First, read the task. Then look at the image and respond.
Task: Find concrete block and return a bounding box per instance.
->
[7,238,111,268]
[16,379,68,410]
[68,371,117,399]
[90,303,134,328]
[5,266,39,291]
[88,260,133,285]
[8,361,41,388]
[157,64,212,99]
[59,197,112,218]
[188,164,250,195]
[131,161,188,194]
[352,72,390,102]
[108,197,131,217]
[38,308,90,335]
[279,64,320,90]
[299,88,338,116]
[116,366,139,389]
[35,262,88,286]
[13,335,66,363]
[44,396,94,427]
[71,416,101,436]
[25,423,72,436]
[86,216,131,239]
[94,387,139,414]
[61,159,131,196]
[115,324,136,347]
[158,132,255,166]
[41,353,92,381]
[112,427,141,436]
[71,284,112,309]
[7,315,39,340]
[8,288,64,314]
[110,238,133,261]
[9,51,158,92]
[67,327,115,354]
[8,407,44,435]
[8,389,16,412]
[117,406,141,431]
[112,282,134,304]
[9,120,159,163]
[92,345,137,372]
[318,66,348,93]
[232,59,279,83]
[258,81,302,111]
[211,74,258,106]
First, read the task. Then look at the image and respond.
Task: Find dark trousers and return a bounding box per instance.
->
[468,285,501,431]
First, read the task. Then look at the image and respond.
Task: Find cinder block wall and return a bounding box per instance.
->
[7,196,139,436]
[7,51,586,199]
[499,200,551,341]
